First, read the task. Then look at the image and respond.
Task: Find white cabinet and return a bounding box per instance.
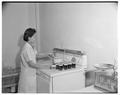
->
[37,69,85,93]
[53,70,85,93]
[37,71,52,93]
[37,75,50,93]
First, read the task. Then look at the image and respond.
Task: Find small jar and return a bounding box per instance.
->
[63,64,68,70]
[56,64,59,69]
[68,62,72,69]
[58,64,63,70]
[50,64,56,69]
[72,63,76,68]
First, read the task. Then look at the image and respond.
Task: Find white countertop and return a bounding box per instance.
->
[36,60,84,77]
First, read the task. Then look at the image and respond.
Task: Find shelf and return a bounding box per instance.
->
[2,83,18,88]
[2,73,19,78]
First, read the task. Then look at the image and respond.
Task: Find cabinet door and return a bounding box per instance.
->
[37,74,50,93]
[53,71,85,93]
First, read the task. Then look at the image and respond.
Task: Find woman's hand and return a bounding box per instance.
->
[48,53,54,58]
[27,60,40,69]
[36,53,49,61]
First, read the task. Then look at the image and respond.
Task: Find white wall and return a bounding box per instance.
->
[2,3,37,68]
[39,3,117,70]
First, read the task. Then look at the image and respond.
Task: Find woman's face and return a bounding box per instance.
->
[28,34,36,48]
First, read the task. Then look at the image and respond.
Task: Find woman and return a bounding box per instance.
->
[18,28,39,93]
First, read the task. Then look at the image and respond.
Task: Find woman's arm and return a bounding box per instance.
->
[27,60,40,69]
[36,53,49,60]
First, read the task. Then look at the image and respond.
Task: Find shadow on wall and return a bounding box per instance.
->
[15,34,25,69]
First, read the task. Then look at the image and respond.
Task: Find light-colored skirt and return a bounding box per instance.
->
[18,68,36,93]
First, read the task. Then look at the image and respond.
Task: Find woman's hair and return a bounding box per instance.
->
[23,28,36,42]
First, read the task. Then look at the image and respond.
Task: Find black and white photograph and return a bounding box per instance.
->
[1,0,119,94]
